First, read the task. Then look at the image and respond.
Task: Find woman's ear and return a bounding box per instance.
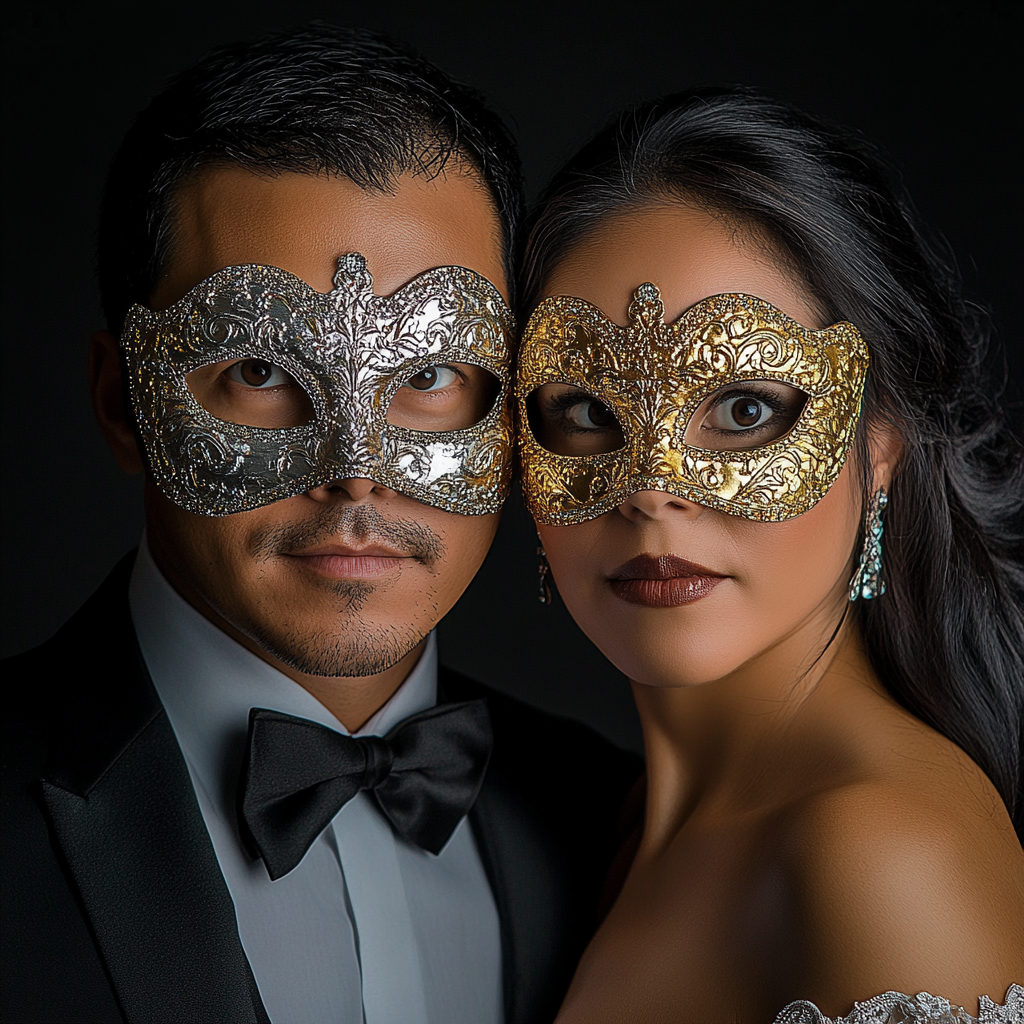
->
[866,421,903,493]
[89,330,145,475]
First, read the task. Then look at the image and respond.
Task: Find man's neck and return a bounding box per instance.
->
[287,640,428,733]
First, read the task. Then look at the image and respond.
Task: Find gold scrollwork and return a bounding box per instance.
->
[517,285,868,524]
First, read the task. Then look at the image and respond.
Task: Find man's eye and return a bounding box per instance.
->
[704,395,775,431]
[564,399,618,430]
[225,359,293,389]
[403,366,459,392]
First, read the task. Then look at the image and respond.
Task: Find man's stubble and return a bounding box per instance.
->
[244,503,446,678]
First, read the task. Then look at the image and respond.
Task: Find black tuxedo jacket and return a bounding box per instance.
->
[1,555,641,1024]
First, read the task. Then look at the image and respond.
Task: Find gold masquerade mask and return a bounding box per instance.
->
[121,254,513,516]
[517,285,868,524]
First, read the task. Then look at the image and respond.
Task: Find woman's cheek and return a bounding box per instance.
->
[747,465,863,603]
[537,466,862,686]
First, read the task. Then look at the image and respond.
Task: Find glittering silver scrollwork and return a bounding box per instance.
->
[121,254,513,516]
[772,983,1022,1024]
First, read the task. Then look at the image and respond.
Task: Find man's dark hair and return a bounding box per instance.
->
[98,24,524,332]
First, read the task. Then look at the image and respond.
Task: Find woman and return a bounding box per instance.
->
[516,88,1023,1022]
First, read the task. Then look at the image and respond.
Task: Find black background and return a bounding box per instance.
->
[2,0,1020,755]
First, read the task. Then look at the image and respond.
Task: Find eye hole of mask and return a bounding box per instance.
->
[683,380,808,452]
[186,358,314,428]
[526,383,626,456]
[387,363,501,432]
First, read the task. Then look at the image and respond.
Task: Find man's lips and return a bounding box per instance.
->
[607,553,727,608]
[284,545,413,579]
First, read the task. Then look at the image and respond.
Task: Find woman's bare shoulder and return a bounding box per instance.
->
[768,741,1024,1013]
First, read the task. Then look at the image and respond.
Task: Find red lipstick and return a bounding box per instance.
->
[607,554,725,608]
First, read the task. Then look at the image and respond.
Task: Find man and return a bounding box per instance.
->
[1,26,639,1024]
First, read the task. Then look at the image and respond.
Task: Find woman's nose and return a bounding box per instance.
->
[618,488,706,522]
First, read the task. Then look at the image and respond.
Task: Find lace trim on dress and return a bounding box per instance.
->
[773,983,1023,1024]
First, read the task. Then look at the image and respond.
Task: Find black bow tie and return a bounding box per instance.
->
[239,701,492,880]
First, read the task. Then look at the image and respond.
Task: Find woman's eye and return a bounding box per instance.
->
[404,365,459,392]
[225,359,292,389]
[684,380,807,452]
[527,384,626,456]
[565,399,618,430]
[705,395,775,431]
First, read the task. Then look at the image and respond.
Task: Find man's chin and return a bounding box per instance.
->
[245,619,426,679]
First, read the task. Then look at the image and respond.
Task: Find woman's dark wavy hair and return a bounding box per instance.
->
[522,87,1024,838]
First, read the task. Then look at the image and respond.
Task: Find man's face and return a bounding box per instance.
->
[138,165,507,679]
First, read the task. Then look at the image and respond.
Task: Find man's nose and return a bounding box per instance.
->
[306,478,397,503]
[617,488,706,523]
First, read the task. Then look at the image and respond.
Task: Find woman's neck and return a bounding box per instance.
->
[632,603,889,857]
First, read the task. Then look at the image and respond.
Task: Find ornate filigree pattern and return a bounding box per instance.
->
[517,285,869,524]
[121,254,513,516]
[773,983,1023,1024]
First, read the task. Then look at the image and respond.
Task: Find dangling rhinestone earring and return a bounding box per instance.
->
[849,487,888,602]
[537,545,553,606]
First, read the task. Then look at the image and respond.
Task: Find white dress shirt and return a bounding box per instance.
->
[129,541,503,1024]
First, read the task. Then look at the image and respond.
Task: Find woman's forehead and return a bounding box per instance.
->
[540,202,824,330]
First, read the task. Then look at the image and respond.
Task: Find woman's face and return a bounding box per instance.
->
[533,203,875,688]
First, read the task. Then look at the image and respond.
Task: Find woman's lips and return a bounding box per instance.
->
[607,554,726,608]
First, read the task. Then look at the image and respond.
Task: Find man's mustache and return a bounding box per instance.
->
[249,503,446,565]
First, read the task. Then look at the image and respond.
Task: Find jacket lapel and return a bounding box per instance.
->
[440,667,584,1024]
[469,757,571,1024]
[40,555,269,1024]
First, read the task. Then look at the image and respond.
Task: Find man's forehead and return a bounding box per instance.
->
[150,164,508,312]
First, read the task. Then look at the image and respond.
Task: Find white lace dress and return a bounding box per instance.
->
[774,984,1022,1024]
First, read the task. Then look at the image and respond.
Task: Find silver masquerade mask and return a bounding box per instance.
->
[120,254,514,516]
